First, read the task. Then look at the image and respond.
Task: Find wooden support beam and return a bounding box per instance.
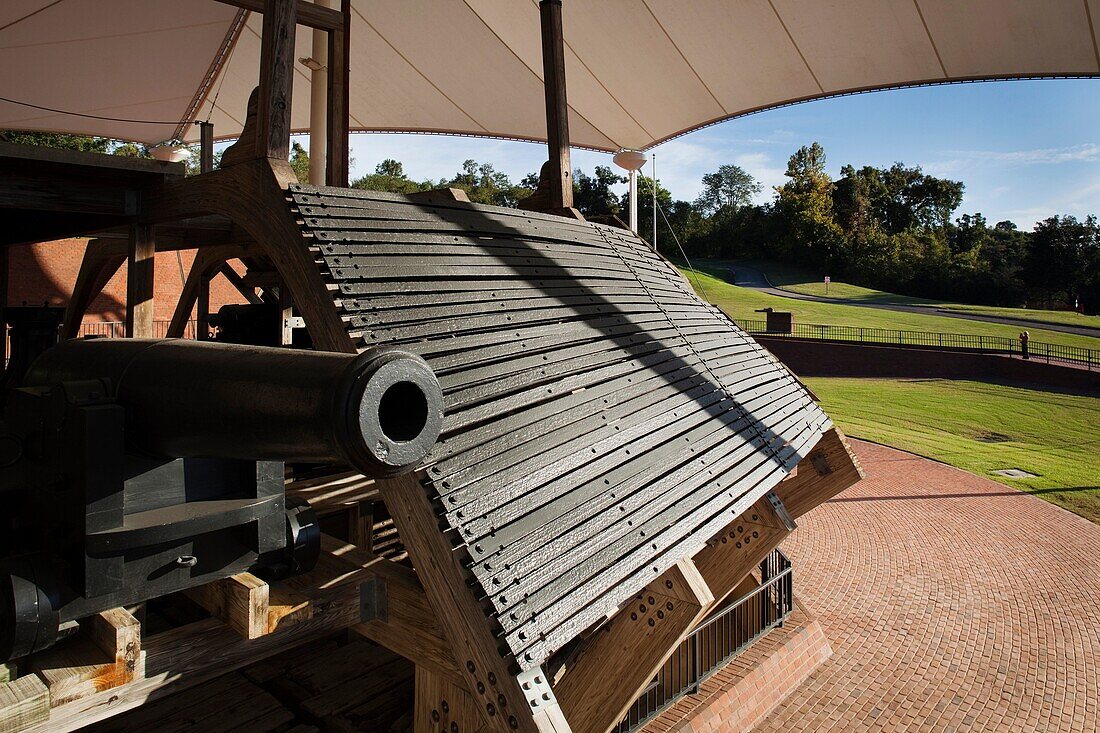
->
[554,560,713,733]
[124,223,155,338]
[184,572,312,640]
[256,0,297,162]
[326,0,351,187]
[323,536,461,686]
[196,270,211,340]
[773,427,864,520]
[214,0,344,31]
[0,246,8,364]
[538,0,572,210]
[30,608,143,709]
[692,495,793,607]
[217,262,263,304]
[140,158,356,352]
[406,187,471,204]
[199,121,215,174]
[0,676,48,733]
[378,473,571,733]
[414,665,482,733]
[62,244,125,339]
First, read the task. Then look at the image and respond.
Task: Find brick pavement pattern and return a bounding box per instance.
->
[753,439,1100,733]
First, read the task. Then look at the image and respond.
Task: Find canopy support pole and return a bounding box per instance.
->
[308,2,329,186]
[539,0,572,210]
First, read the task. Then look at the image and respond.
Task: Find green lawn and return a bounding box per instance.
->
[678,266,1100,351]
[804,378,1100,524]
[731,258,1100,330]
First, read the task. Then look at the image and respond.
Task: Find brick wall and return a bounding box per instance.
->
[5,238,246,324]
[642,604,832,733]
[756,337,1100,395]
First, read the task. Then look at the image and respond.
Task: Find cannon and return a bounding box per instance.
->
[0,339,443,661]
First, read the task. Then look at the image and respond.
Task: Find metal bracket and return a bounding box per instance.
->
[359,576,388,623]
[766,491,797,532]
[517,666,558,712]
[283,316,306,330]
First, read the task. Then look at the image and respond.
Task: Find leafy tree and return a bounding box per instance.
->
[572,165,626,216]
[289,141,311,183]
[774,142,844,268]
[0,130,110,153]
[441,160,529,207]
[352,158,432,194]
[694,164,760,216]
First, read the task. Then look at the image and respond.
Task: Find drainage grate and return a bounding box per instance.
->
[991,468,1038,479]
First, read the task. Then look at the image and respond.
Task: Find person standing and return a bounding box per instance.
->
[1020,330,1030,359]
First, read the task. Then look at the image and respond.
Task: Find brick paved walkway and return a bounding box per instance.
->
[754,439,1100,733]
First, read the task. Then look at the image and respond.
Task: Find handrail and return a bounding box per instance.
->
[616,549,794,733]
[734,318,1098,371]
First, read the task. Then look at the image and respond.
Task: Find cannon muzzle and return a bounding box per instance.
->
[23,339,443,476]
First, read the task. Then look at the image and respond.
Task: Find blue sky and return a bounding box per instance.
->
[330,78,1100,230]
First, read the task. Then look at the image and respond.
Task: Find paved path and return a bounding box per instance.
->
[754,439,1100,733]
[724,264,1100,338]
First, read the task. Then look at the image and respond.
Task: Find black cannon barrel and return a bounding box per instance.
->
[23,339,443,476]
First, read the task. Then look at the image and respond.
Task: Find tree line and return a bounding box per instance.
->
[5,130,1096,313]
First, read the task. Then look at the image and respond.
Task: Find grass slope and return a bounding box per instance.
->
[678,266,1100,351]
[805,378,1100,524]
[739,259,1100,330]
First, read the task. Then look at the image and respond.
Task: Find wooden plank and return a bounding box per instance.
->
[0,665,15,686]
[773,427,864,519]
[0,676,49,733]
[555,559,713,733]
[124,223,155,338]
[213,0,344,31]
[184,573,312,640]
[414,665,481,733]
[256,0,297,161]
[378,472,571,733]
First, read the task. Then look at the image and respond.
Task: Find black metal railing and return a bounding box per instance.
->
[734,318,1099,371]
[616,549,793,733]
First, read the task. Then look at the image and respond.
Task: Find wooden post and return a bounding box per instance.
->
[256,0,297,161]
[199,121,215,173]
[0,245,8,364]
[197,271,211,341]
[326,0,351,186]
[539,0,572,209]
[124,224,154,338]
[378,473,571,733]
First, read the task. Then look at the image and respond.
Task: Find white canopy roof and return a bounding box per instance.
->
[2,0,1098,152]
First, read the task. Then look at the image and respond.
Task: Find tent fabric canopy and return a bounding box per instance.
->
[2,0,1099,152]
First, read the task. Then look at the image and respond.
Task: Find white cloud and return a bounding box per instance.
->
[944,143,1100,165]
